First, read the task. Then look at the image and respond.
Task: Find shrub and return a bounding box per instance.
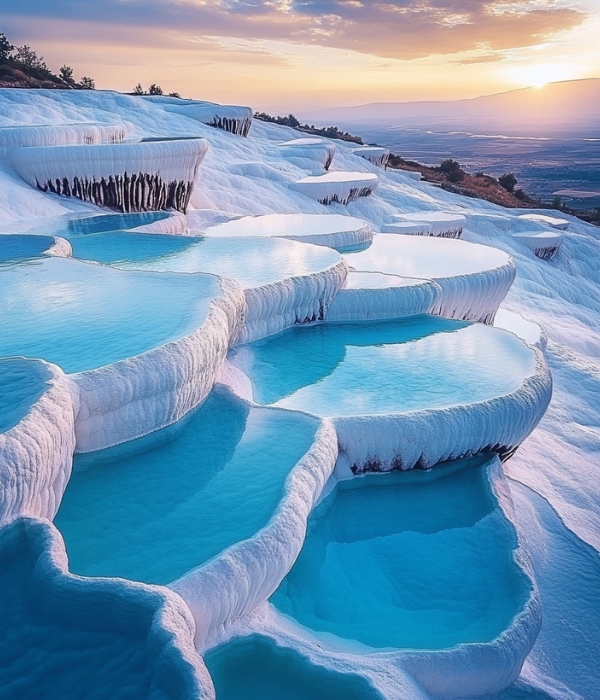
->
[499,173,518,193]
[439,159,461,175]
[447,169,465,183]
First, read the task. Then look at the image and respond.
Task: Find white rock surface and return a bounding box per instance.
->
[512,231,563,260]
[279,138,336,171]
[0,359,77,524]
[518,213,569,230]
[10,138,208,213]
[290,172,379,205]
[391,211,466,238]
[353,147,390,168]
[326,272,441,322]
[494,309,547,350]
[345,234,516,324]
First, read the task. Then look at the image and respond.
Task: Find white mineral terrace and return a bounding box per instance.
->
[326,271,441,322]
[161,102,253,137]
[381,221,435,235]
[0,122,134,158]
[290,171,379,205]
[517,213,570,230]
[230,318,551,472]
[387,211,467,238]
[512,231,563,260]
[352,146,390,168]
[0,257,244,452]
[201,213,372,250]
[68,233,348,343]
[279,138,336,171]
[3,88,588,700]
[9,138,208,213]
[344,234,516,323]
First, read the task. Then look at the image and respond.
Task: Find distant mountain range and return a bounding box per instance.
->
[299,79,600,135]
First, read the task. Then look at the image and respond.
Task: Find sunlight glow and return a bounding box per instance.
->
[504,62,575,90]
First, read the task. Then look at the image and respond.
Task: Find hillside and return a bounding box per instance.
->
[0,31,93,90]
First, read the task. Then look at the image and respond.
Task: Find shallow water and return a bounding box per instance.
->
[272,455,530,650]
[0,358,51,434]
[204,635,382,700]
[70,234,341,289]
[235,316,535,415]
[55,386,319,584]
[2,211,169,238]
[0,552,158,700]
[0,234,58,262]
[0,257,216,373]
[345,234,509,279]
[203,213,367,239]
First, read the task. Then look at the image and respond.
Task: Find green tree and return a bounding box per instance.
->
[133,83,144,95]
[168,91,181,98]
[148,84,163,95]
[439,159,461,175]
[59,65,75,85]
[0,32,13,62]
[499,173,518,193]
[551,196,564,211]
[14,45,48,71]
[80,76,95,89]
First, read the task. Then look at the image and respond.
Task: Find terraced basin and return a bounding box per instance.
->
[386,212,465,238]
[230,316,550,471]
[326,271,440,321]
[201,213,372,251]
[344,234,515,323]
[279,139,336,170]
[353,147,390,168]
[70,233,347,343]
[0,518,206,700]
[512,231,562,260]
[518,213,569,230]
[0,257,218,374]
[55,385,322,585]
[290,172,378,205]
[204,635,383,700]
[0,256,241,451]
[272,455,532,650]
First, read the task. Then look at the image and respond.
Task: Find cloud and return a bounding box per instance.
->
[5,0,590,60]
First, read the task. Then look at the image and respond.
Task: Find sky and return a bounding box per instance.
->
[2,0,600,111]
